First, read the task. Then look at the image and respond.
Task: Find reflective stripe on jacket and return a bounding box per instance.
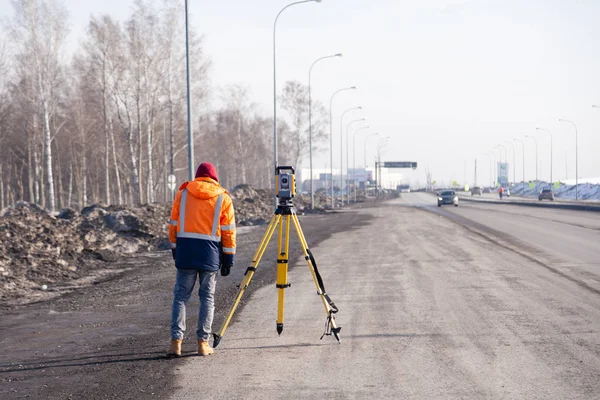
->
[168,177,236,271]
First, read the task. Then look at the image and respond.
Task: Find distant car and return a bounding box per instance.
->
[438,190,458,207]
[538,189,555,201]
[470,186,483,196]
[482,187,491,194]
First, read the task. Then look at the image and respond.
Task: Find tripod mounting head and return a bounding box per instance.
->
[276,166,296,201]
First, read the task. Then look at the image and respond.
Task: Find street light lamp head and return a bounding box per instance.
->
[350,86,357,89]
[314,0,322,3]
[335,53,343,57]
[592,104,600,108]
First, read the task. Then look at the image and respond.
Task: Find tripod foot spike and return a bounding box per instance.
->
[276,323,283,335]
[332,327,342,343]
[212,333,222,348]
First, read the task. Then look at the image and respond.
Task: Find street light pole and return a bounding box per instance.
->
[535,127,553,185]
[169,98,174,189]
[513,138,525,193]
[340,107,362,205]
[162,114,167,202]
[354,128,374,202]
[273,0,320,207]
[184,0,194,181]
[558,118,579,200]
[308,53,342,210]
[329,86,356,208]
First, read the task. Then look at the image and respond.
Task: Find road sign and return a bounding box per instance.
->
[168,174,177,191]
[383,161,417,169]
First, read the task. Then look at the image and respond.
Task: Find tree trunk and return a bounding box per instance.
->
[15,164,24,202]
[109,117,122,204]
[82,148,88,206]
[146,106,154,203]
[68,161,73,207]
[41,93,55,212]
[54,139,63,210]
[33,146,41,205]
[136,95,143,203]
[103,77,110,205]
[128,125,141,204]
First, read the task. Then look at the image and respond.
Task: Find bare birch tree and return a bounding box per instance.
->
[8,0,69,212]
[82,15,122,205]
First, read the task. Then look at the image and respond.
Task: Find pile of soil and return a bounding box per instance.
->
[0,186,338,306]
[0,202,171,305]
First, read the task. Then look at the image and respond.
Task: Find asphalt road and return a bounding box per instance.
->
[172,194,600,399]
[2,196,600,399]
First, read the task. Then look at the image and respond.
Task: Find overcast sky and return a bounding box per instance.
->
[1,0,599,186]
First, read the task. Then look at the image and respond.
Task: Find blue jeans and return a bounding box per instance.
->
[171,269,217,341]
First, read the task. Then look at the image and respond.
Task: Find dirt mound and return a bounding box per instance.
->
[0,202,170,305]
[230,186,276,226]
[0,184,347,306]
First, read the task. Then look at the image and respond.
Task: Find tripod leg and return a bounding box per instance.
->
[276,214,292,335]
[290,213,341,343]
[213,214,281,348]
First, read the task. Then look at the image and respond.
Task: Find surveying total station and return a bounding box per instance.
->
[212,166,341,348]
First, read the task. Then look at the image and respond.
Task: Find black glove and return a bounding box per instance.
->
[220,265,232,277]
[171,248,176,260]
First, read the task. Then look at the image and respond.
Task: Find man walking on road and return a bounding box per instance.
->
[167,162,236,357]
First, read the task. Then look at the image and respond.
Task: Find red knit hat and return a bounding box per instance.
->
[195,162,218,182]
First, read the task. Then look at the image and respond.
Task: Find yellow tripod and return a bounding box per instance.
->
[213,167,340,348]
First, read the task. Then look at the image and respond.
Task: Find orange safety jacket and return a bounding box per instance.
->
[168,177,236,271]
